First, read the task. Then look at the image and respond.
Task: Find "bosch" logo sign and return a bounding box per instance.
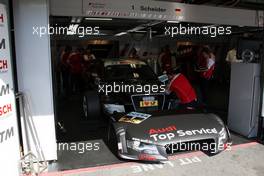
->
[0,59,8,72]
[0,104,12,117]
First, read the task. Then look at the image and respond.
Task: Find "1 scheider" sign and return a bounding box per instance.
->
[0,3,21,176]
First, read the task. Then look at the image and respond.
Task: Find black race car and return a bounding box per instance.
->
[82,58,231,162]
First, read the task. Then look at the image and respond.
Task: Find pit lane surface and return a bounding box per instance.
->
[41,142,264,176]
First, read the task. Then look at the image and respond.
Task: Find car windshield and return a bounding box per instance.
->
[104,64,157,81]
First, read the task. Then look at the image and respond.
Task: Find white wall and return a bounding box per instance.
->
[13,0,57,160]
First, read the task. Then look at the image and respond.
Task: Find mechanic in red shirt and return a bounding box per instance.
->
[167,72,198,109]
[160,45,172,74]
[195,47,215,103]
[68,47,84,93]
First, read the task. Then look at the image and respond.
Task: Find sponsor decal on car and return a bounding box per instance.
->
[119,112,151,124]
[150,133,175,141]
[139,100,158,107]
[177,128,218,137]
[132,137,154,144]
[140,96,159,107]
[149,127,218,141]
[149,125,177,135]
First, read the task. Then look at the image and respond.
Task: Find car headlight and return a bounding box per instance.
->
[127,140,159,155]
[218,127,227,145]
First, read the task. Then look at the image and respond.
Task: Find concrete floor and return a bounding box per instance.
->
[44,142,264,176]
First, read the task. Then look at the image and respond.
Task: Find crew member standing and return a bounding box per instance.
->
[60,45,72,95]
[167,72,198,109]
[161,45,172,74]
[68,47,84,93]
[196,47,215,104]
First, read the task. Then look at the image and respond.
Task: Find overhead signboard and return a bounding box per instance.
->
[0,3,21,176]
[82,0,258,26]
[50,0,261,27]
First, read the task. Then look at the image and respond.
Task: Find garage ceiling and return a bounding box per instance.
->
[50,16,261,38]
[50,0,263,37]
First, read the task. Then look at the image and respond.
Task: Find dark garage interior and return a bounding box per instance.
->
[49,15,263,170]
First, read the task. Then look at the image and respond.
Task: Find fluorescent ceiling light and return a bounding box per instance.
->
[71,17,82,23]
[71,17,76,23]
[128,26,145,32]
[115,32,127,36]
[76,17,82,23]
[167,20,180,23]
[85,17,112,21]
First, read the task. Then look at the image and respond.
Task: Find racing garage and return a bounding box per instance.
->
[1,0,264,176]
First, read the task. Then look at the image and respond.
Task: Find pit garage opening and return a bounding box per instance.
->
[4,0,263,175]
[48,11,263,170]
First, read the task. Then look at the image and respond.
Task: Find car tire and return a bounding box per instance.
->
[107,124,118,157]
[82,91,101,119]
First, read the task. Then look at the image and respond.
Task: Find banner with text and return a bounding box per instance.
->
[0,3,21,176]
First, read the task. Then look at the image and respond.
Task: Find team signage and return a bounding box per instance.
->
[83,0,184,21]
[79,0,258,26]
[0,3,20,176]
